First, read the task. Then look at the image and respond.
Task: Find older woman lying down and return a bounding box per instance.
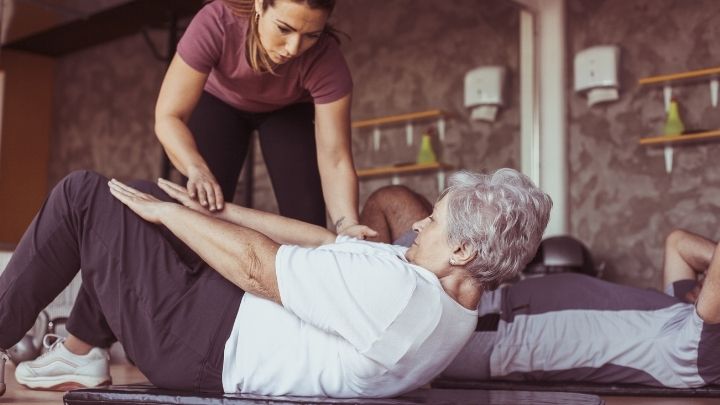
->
[0,168,551,398]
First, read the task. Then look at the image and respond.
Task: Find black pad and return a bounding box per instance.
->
[62,384,603,405]
[433,379,720,397]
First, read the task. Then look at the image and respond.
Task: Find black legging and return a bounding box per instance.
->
[186,91,326,226]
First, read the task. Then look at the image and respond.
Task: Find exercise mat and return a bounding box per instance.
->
[433,378,720,397]
[63,383,604,405]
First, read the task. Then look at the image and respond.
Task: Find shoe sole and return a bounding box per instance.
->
[17,377,112,391]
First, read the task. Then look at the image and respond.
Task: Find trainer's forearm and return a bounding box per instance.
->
[320,161,360,232]
[314,93,360,233]
[160,204,281,303]
[155,117,209,177]
[213,203,336,247]
[153,54,209,177]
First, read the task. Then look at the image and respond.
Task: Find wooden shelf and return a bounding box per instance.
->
[352,109,448,129]
[353,110,452,190]
[357,162,453,178]
[638,129,720,145]
[638,67,720,86]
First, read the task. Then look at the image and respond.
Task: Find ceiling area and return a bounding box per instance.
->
[2,0,130,43]
[1,0,203,57]
[15,0,129,19]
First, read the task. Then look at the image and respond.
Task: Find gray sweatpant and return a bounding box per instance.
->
[443,273,720,388]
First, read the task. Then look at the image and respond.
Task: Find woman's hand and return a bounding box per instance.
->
[157,178,207,214]
[108,179,172,224]
[338,223,378,240]
[186,165,225,212]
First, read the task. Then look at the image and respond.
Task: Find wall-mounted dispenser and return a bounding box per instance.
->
[574,45,620,107]
[464,66,506,122]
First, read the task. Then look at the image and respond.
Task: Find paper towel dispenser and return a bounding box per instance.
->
[464,66,506,121]
[574,45,621,107]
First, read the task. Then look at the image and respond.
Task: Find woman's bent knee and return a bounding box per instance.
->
[54,170,107,204]
[366,185,415,204]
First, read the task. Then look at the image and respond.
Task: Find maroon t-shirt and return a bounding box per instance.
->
[177,1,353,112]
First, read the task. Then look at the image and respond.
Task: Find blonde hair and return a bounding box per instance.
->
[218,0,342,74]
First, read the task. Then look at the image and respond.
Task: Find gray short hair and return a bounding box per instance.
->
[443,168,552,290]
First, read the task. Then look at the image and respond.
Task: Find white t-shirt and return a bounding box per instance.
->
[222,236,477,397]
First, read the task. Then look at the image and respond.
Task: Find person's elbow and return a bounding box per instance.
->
[153,112,184,143]
[320,231,337,246]
[153,116,167,141]
[230,244,281,303]
[237,248,263,284]
[154,105,171,137]
[154,93,193,140]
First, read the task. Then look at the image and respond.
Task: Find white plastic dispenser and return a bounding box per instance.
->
[464,66,506,121]
[574,45,621,106]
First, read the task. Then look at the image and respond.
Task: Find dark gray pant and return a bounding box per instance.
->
[0,171,243,392]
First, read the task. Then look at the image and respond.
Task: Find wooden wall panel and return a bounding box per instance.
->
[0,50,55,244]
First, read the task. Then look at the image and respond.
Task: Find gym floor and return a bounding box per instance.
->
[0,362,717,404]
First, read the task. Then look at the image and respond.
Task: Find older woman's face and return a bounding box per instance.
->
[255,0,328,65]
[405,195,455,273]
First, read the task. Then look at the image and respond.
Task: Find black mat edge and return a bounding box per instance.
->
[63,384,605,405]
[432,379,720,397]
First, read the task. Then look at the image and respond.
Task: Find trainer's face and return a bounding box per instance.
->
[256,0,328,65]
[405,195,454,274]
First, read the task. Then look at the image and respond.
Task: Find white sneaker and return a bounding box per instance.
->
[14,334,111,391]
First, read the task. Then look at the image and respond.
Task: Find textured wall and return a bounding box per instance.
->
[567,0,720,288]
[340,0,520,204]
[49,31,167,185]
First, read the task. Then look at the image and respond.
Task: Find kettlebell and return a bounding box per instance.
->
[7,311,49,364]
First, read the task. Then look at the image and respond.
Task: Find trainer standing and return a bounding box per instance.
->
[155,0,376,237]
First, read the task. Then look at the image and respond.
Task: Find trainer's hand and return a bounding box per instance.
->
[339,223,379,240]
[157,178,206,214]
[186,165,224,212]
[108,179,172,224]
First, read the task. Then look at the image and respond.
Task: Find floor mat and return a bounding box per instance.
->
[63,383,604,404]
[433,379,720,397]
